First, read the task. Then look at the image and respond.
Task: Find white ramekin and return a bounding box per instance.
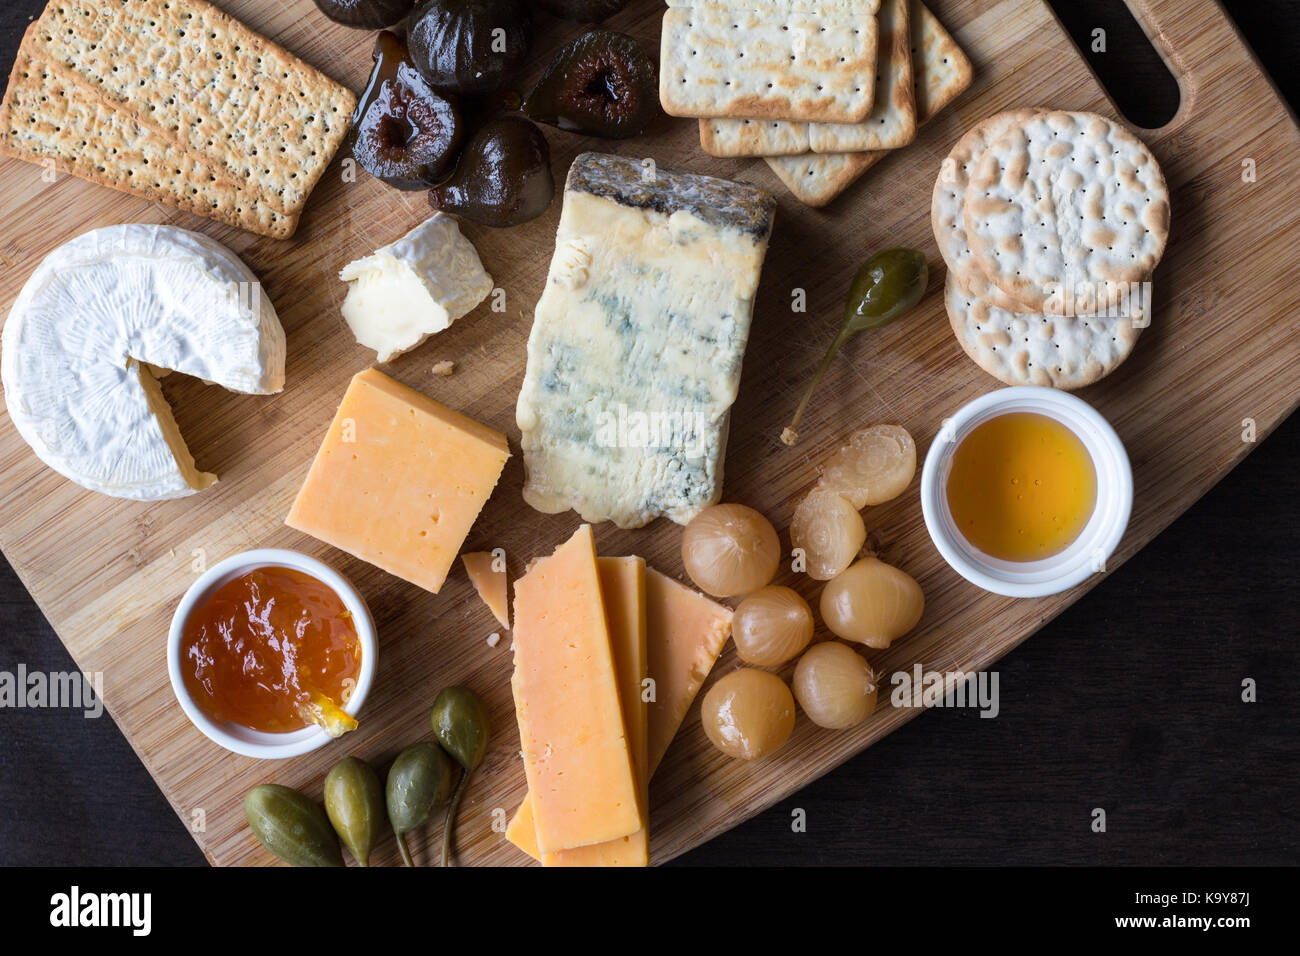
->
[920,387,1133,598]
[167,548,377,759]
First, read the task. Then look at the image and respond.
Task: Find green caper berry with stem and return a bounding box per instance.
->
[432,685,490,866]
[783,248,928,445]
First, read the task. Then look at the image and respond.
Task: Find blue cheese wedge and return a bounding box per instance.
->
[339,213,493,362]
[516,152,776,529]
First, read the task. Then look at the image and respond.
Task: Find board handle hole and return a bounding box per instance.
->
[1045,0,1180,130]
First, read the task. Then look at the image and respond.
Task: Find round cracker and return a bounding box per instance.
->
[944,272,1147,390]
[931,107,1044,312]
[962,110,1170,313]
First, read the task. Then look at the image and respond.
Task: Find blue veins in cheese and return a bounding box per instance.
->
[516,152,777,529]
[339,213,493,363]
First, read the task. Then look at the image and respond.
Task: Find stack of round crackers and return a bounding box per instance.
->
[933,109,1170,389]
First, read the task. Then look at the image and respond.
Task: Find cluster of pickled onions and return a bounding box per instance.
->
[685,424,928,758]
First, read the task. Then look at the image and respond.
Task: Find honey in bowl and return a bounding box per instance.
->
[180,566,362,735]
[945,412,1098,562]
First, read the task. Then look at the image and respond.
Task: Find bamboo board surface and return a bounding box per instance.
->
[1,0,1297,866]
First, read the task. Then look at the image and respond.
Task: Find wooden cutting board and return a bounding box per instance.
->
[1,0,1296,867]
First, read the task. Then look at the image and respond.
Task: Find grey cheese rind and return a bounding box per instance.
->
[516,152,776,529]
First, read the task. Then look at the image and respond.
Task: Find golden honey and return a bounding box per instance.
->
[946,412,1097,562]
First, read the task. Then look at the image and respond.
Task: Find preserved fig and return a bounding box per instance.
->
[407,0,532,95]
[531,0,631,23]
[313,0,414,29]
[429,117,554,226]
[351,31,464,190]
[524,30,659,139]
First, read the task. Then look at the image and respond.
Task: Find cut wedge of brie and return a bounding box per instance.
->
[1,224,285,500]
[339,213,493,362]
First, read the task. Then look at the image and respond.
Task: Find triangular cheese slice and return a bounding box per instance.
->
[461,552,510,629]
[505,562,733,864]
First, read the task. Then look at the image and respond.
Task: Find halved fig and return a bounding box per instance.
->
[350,31,464,190]
[428,117,554,227]
[523,30,658,139]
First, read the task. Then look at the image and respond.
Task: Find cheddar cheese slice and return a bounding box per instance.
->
[644,568,734,770]
[506,563,733,863]
[286,368,509,593]
[540,556,649,866]
[510,526,643,853]
[461,551,509,629]
[508,557,650,866]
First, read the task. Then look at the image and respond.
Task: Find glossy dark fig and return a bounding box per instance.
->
[313,0,415,28]
[429,117,554,227]
[351,31,464,190]
[523,30,658,139]
[530,0,631,22]
[406,0,532,96]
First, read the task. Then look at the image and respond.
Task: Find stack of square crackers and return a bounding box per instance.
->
[661,0,972,207]
[0,0,357,239]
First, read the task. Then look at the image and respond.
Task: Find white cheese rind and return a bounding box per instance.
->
[1,224,285,500]
[516,155,775,529]
[339,213,493,363]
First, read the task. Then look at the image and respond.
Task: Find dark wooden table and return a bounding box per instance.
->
[1,0,1296,866]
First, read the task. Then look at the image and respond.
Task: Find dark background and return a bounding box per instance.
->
[1,1,1296,867]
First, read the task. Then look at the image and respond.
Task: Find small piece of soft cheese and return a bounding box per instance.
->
[339,213,493,363]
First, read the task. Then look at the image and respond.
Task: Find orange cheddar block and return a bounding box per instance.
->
[507,556,649,867]
[286,368,508,593]
[506,562,732,864]
[510,526,643,853]
[461,551,509,629]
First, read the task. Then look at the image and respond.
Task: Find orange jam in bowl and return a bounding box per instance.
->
[945,412,1098,562]
[180,566,362,734]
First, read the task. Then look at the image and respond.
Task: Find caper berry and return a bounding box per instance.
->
[386,741,454,867]
[244,784,344,868]
[324,756,385,867]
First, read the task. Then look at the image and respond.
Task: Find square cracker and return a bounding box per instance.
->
[699,116,811,158]
[765,0,971,207]
[26,0,355,222]
[661,1,880,124]
[699,0,914,156]
[0,46,296,238]
[808,0,915,152]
